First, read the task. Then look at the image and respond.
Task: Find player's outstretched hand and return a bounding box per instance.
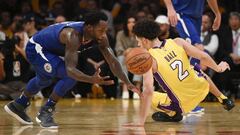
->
[217,61,230,73]
[127,84,143,98]
[92,68,114,85]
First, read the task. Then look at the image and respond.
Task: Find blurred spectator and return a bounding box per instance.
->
[115,16,141,99]
[20,1,33,16]
[101,0,121,19]
[200,13,220,93]
[0,21,31,100]
[73,0,88,21]
[38,1,53,19]
[136,10,147,21]
[85,0,115,37]
[51,1,65,17]
[14,20,29,51]
[201,13,219,56]
[55,15,66,23]
[155,15,179,40]
[1,11,12,38]
[0,24,6,41]
[10,14,23,33]
[23,14,38,37]
[216,12,240,98]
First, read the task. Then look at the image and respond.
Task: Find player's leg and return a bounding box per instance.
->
[176,15,203,65]
[204,73,235,111]
[151,92,183,122]
[36,60,76,128]
[4,57,54,125]
[4,73,53,125]
[4,42,58,125]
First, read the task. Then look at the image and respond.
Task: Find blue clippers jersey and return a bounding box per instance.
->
[32,21,84,56]
[172,0,205,18]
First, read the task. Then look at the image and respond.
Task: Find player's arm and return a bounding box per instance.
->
[163,0,178,26]
[98,35,131,84]
[60,28,113,85]
[207,0,221,31]
[98,35,141,95]
[174,38,230,72]
[123,67,154,127]
[139,68,154,125]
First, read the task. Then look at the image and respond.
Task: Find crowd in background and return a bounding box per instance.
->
[0,0,239,101]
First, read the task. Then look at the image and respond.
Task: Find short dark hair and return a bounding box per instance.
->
[230,12,240,20]
[84,11,108,26]
[133,19,160,40]
[203,12,214,25]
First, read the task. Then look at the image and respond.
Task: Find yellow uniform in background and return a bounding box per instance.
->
[149,39,209,113]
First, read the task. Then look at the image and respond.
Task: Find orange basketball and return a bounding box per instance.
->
[125,48,153,75]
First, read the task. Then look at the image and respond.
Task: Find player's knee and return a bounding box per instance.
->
[26,77,52,94]
[54,78,76,97]
[35,77,52,89]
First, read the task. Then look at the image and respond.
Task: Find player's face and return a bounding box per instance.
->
[136,36,149,49]
[93,20,108,40]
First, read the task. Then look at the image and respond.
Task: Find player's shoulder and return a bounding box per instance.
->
[172,37,183,42]
[171,38,185,47]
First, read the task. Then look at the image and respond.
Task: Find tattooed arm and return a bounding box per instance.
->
[59,28,113,85]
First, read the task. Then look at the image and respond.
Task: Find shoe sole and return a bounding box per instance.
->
[36,117,58,129]
[4,105,33,125]
[225,104,235,111]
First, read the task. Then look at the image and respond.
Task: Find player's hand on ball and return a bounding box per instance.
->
[217,61,230,73]
[92,68,114,85]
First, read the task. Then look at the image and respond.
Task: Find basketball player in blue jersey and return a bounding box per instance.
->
[163,0,221,113]
[164,0,221,63]
[4,11,140,128]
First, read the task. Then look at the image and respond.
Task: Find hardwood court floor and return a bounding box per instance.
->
[0,99,239,135]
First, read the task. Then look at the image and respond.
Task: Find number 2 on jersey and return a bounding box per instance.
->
[170,60,189,81]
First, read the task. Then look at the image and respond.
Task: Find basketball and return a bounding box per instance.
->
[125,48,153,75]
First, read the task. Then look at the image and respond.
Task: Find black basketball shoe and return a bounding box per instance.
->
[152,111,183,122]
[4,101,33,124]
[36,106,58,128]
[222,99,235,111]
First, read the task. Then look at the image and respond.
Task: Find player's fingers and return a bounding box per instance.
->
[212,23,219,31]
[101,80,114,85]
[99,60,105,65]
[95,68,101,75]
[173,15,178,26]
[169,17,175,27]
[102,76,110,80]
[227,65,231,70]
[139,93,144,99]
[212,24,216,31]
